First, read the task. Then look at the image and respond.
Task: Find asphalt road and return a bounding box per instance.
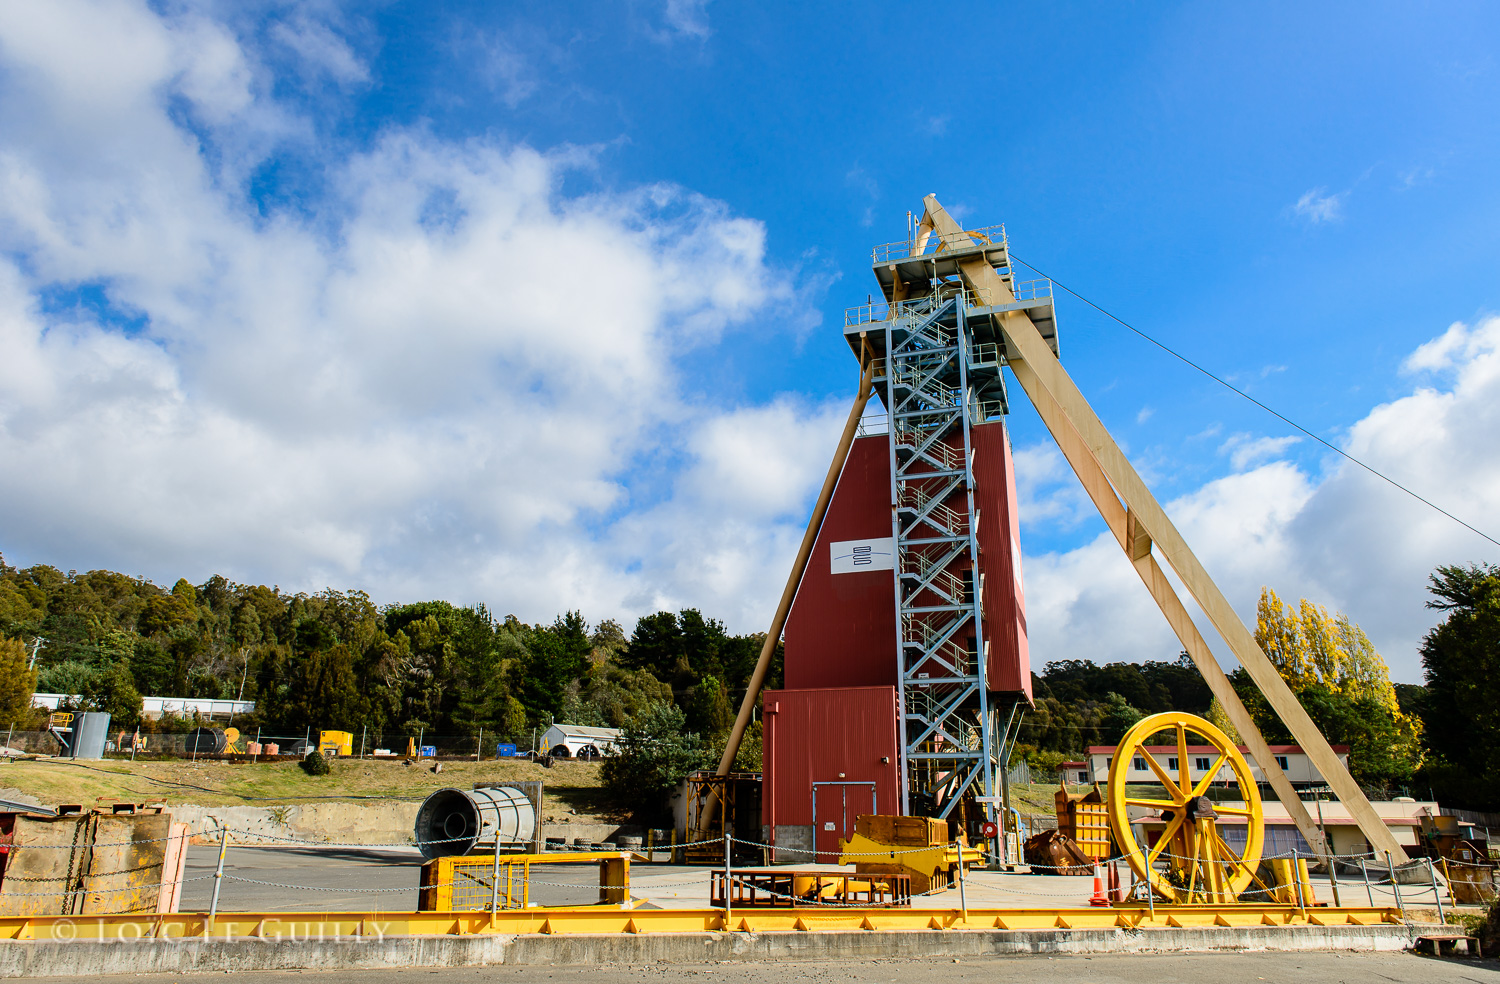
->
[19,951,1500,984]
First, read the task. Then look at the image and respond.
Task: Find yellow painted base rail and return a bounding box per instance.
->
[0,904,1402,941]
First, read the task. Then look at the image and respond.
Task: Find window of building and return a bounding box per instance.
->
[1195,756,1211,771]
[1078,771,1089,784]
[1275,755,1290,771]
[1132,756,1146,772]
[1167,756,1178,770]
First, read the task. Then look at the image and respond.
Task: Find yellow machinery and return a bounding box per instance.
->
[318,730,354,757]
[838,815,982,895]
[418,852,631,911]
[1056,783,1111,861]
[1106,712,1268,904]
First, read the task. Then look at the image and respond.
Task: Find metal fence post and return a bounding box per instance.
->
[1361,858,1373,906]
[956,842,968,922]
[1291,851,1306,916]
[489,841,503,924]
[723,832,733,929]
[1327,848,1341,907]
[1386,852,1405,922]
[207,822,229,935]
[1427,859,1446,925]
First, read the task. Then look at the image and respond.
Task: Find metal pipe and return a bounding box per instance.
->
[1361,858,1373,906]
[711,344,877,783]
[1327,844,1341,907]
[1386,852,1405,922]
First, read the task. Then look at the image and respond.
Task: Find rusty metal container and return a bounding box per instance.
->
[0,805,189,915]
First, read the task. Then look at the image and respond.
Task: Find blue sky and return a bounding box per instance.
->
[1,1,1498,682]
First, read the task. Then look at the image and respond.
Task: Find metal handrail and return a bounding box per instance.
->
[893,427,966,470]
[871,224,1008,264]
[899,485,968,536]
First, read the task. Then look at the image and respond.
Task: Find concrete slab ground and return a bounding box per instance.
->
[181,847,1451,914]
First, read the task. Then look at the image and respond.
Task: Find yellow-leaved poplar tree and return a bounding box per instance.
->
[1253,587,1423,771]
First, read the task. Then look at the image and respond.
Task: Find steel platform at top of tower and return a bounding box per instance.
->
[841,222,1059,368]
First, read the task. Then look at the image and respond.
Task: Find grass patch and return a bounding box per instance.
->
[0,757,616,822]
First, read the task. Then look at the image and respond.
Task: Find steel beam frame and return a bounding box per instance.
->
[881,290,998,822]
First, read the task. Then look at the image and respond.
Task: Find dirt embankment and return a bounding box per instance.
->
[0,757,615,825]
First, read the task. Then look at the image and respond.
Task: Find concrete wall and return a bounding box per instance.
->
[0,924,1427,977]
[170,803,644,850]
[172,802,423,846]
[771,824,813,863]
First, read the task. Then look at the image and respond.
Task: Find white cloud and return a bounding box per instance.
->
[1217,433,1301,471]
[1022,316,1500,682]
[0,1,838,633]
[654,0,712,42]
[1291,186,1347,224]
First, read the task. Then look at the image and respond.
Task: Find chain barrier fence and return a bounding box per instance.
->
[1,814,1487,922]
[119,827,1489,920]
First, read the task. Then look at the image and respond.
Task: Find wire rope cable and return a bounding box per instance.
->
[1009,252,1500,550]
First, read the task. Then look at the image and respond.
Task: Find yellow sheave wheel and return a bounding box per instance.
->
[1105,711,1265,903]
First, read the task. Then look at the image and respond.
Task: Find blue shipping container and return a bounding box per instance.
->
[420,745,436,757]
[496,743,517,758]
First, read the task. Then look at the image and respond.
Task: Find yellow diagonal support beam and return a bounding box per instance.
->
[919,194,1408,864]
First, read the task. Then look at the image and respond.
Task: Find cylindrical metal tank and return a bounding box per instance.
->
[413,786,536,859]
[70,711,112,760]
[186,727,226,755]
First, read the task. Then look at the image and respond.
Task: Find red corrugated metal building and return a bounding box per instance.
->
[762,685,899,861]
[765,420,1032,849]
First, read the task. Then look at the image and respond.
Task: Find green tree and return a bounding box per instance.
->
[686,674,733,738]
[1099,692,1144,744]
[601,702,707,824]
[84,660,144,729]
[1418,563,1500,810]
[0,638,38,728]
[499,695,527,741]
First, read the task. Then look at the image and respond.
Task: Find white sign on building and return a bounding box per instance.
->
[830,537,895,575]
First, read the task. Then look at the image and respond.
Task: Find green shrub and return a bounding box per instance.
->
[300,749,331,776]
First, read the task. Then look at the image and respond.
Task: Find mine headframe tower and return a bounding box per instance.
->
[857,224,1057,819]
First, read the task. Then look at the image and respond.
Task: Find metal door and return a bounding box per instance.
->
[811,781,876,863]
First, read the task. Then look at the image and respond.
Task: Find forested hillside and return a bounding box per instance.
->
[0,557,769,746]
[1,555,1494,809]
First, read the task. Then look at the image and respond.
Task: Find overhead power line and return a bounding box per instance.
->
[1009,253,1500,551]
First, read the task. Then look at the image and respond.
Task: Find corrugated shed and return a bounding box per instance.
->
[762,686,899,829]
[782,435,898,690]
[972,420,1032,702]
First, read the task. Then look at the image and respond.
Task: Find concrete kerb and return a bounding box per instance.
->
[0,924,1430,977]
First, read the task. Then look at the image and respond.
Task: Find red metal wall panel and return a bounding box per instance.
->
[782,434,898,690]
[762,686,899,829]
[972,420,1033,702]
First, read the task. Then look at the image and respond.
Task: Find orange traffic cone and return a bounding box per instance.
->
[1089,863,1110,906]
